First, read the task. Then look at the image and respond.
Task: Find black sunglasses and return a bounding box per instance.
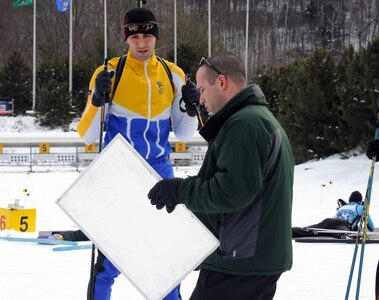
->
[124,21,157,32]
[199,57,225,76]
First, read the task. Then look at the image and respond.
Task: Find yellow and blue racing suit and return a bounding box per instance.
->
[78,51,197,160]
[77,51,198,300]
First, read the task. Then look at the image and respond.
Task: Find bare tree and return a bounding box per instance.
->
[1,0,378,78]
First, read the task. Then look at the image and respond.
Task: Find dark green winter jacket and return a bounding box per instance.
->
[178,84,294,276]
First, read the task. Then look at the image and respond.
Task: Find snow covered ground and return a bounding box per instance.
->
[0,117,378,299]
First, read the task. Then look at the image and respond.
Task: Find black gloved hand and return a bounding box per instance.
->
[366,139,379,161]
[147,178,184,213]
[337,198,346,209]
[181,79,200,117]
[92,70,115,107]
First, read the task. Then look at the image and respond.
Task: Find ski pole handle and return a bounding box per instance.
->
[99,57,109,153]
[101,57,109,107]
[185,75,204,128]
[194,104,204,128]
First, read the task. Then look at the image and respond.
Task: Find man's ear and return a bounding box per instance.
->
[219,75,228,90]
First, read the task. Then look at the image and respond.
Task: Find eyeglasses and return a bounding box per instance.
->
[123,22,157,32]
[199,57,225,76]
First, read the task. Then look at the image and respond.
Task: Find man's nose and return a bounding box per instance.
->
[137,38,146,47]
[199,95,205,105]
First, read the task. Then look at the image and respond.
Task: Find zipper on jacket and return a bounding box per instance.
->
[143,59,152,159]
[219,213,226,256]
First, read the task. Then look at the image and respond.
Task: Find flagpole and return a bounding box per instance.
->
[208,0,211,57]
[32,0,36,111]
[69,0,73,100]
[245,0,249,79]
[104,0,107,59]
[174,0,177,64]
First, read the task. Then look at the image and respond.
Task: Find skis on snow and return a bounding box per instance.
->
[0,236,93,251]
[0,236,78,245]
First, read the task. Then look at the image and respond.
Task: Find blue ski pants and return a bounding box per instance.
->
[93,156,181,300]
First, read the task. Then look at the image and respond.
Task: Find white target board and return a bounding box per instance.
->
[56,134,219,300]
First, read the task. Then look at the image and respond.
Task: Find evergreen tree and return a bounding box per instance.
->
[335,45,362,150]
[360,36,379,138]
[276,49,339,162]
[35,60,73,129]
[35,78,72,129]
[253,69,280,117]
[249,39,379,163]
[72,58,97,115]
[0,52,32,114]
[308,48,340,156]
[336,37,379,152]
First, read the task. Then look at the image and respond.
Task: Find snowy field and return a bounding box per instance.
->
[0,117,378,299]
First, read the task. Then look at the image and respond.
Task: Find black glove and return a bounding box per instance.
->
[337,198,346,208]
[181,79,200,117]
[92,70,115,107]
[366,139,379,161]
[147,178,183,213]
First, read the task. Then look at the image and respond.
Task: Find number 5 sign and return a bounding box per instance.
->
[0,208,36,232]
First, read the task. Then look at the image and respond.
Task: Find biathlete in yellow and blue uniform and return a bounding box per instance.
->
[75,7,199,300]
[78,51,197,177]
[79,48,197,158]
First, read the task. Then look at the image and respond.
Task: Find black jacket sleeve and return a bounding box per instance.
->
[53,229,89,241]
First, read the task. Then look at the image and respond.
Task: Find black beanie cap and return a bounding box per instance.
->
[349,191,363,203]
[123,8,159,41]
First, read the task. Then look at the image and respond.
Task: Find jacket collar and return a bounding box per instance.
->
[200,84,267,142]
[126,50,157,67]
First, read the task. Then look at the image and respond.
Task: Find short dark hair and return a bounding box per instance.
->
[204,53,246,85]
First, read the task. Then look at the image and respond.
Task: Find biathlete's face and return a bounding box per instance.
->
[126,33,156,61]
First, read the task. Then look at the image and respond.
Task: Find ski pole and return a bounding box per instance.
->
[98,58,108,152]
[185,75,204,128]
[88,243,96,300]
[355,97,379,299]
[193,103,204,128]
[89,57,109,300]
[345,97,379,299]
[376,259,379,300]
[355,164,374,298]
[345,224,361,299]
[345,169,373,300]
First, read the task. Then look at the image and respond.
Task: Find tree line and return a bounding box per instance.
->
[1,35,378,163]
[253,36,379,163]
[1,0,378,75]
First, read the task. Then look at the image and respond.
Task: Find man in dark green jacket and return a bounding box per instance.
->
[148,53,294,300]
